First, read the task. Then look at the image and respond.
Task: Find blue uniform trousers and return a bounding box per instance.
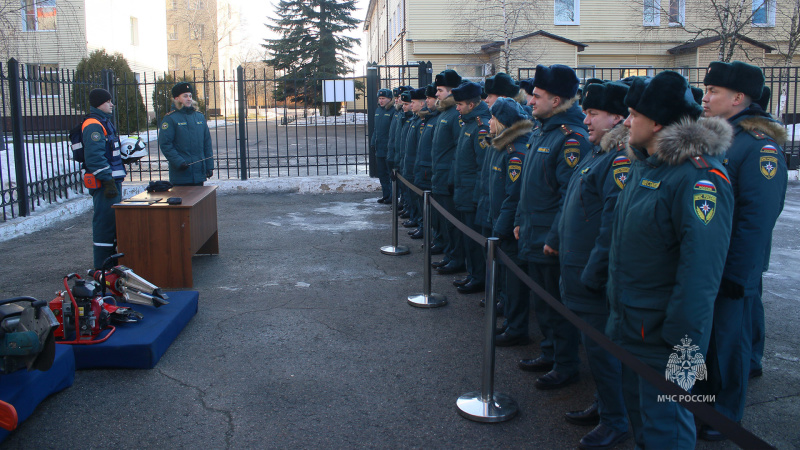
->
[621,353,696,449]
[433,194,463,265]
[376,156,392,199]
[90,180,122,269]
[527,262,580,374]
[703,293,754,422]
[458,210,485,283]
[576,311,628,433]
[500,239,529,337]
[751,277,765,372]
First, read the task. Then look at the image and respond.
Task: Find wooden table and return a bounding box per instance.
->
[113,186,218,288]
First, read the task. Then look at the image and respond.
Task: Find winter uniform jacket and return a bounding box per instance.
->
[558,124,630,314]
[414,108,438,189]
[371,102,395,158]
[606,116,734,359]
[430,96,461,195]
[475,139,495,229]
[82,107,125,182]
[515,98,592,264]
[394,111,413,171]
[721,108,788,296]
[403,114,423,181]
[452,101,492,212]
[158,103,214,185]
[488,120,533,239]
[386,105,403,167]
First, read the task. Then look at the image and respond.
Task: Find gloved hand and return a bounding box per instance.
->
[102,179,118,199]
[178,162,189,171]
[206,170,213,178]
[719,278,745,299]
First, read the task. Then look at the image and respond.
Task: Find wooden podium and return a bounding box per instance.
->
[113,186,218,288]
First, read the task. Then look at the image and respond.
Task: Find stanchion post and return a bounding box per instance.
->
[380,170,410,256]
[456,237,518,422]
[408,191,446,308]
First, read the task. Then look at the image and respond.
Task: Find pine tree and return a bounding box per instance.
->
[263,0,361,116]
[71,49,146,135]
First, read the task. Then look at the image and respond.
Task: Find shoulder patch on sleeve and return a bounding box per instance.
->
[693,180,717,225]
[760,144,778,154]
[564,146,580,168]
[90,131,103,141]
[613,167,630,189]
[612,155,631,166]
[161,121,169,130]
[760,155,779,179]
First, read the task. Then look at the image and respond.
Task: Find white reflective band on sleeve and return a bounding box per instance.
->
[72,142,83,150]
[93,242,115,247]
[92,165,111,175]
[112,150,120,157]
[114,142,120,148]
[111,170,126,177]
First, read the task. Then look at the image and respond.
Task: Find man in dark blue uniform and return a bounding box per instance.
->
[559,80,631,449]
[83,88,125,270]
[431,70,466,275]
[450,81,491,294]
[371,88,394,203]
[697,61,788,441]
[608,71,734,448]
[514,65,591,390]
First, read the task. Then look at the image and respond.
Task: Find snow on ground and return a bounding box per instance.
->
[0,175,381,243]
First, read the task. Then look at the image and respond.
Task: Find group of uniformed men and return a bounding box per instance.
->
[371,60,787,449]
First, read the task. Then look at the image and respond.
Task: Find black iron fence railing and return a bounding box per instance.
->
[517,66,800,167]
[0,58,372,221]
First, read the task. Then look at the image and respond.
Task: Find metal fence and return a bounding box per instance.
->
[518,65,800,166]
[0,58,373,221]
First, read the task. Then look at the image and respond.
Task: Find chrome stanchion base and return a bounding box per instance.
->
[456,391,518,423]
[380,245,410,256]
[407,293,447,308]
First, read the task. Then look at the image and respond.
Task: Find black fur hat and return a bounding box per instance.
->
[377,88,393,99]
[690,86,704,105]
[425,83,437,98]
[703,60,764,100]
[582,81,629,117]
[490,97,527,127]
[625,71,703,126]
[392,87,400,97]
[400,91,412,102]
[579,78,606,105]
[452,81,482,102]
[519,78,535,96]
[434,69,462,88]
[756,85,771,110]
[533,64,579,99]
[478,81,488,99]
[171,82,193,98]
[485,73,520,97]
[410,87,427,100]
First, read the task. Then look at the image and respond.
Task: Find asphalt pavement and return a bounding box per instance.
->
[0,183,798,449]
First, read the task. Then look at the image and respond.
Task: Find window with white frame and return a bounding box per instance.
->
[168,24,178,40]
[22,0,56,31]
[643,0,660,26]
[169,54,179,69]
[189,55,202,70]
[191,24,205,40]
[620,66,655,79]
[576,66,596,83]
[446,64,489,81]
[668,0,684,26]
[554,0,579,25]
[26,64,59,97]
[752,0,775,27]
[188,0,205,10]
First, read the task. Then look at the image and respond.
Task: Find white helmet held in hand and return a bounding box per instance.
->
[120,137,147,163]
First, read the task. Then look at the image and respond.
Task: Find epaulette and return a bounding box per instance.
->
[476,116,484,126]
[560,124,573,136]
[689,155,710,169]
[747,129,768,140]
[165,110,175,116]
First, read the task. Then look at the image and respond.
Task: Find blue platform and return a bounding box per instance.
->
[66,290,198,370]
[0,344,75,442]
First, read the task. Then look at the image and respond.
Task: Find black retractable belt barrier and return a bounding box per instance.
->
[379,169,409,256]
[496,249,774,449]
[456,238,518,422]
[407,191,447,308]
